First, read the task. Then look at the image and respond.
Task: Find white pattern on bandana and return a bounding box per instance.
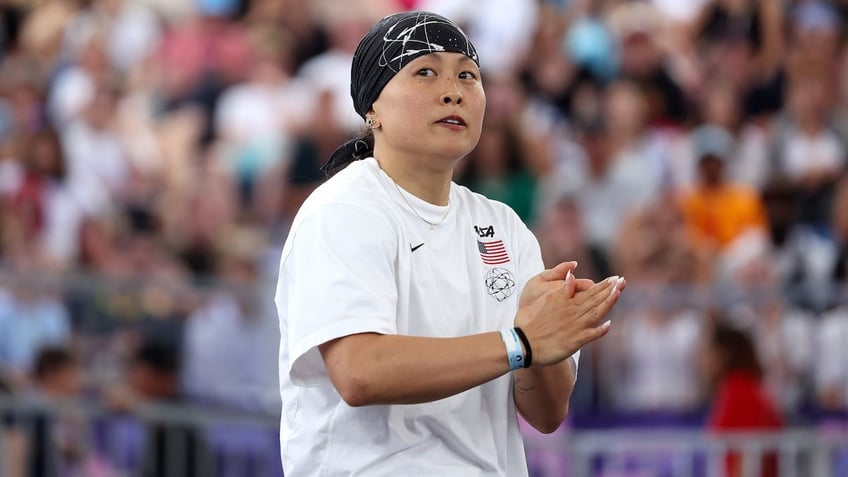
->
[380,12,477,72]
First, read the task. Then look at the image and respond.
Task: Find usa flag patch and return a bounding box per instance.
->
[477,240,510,265]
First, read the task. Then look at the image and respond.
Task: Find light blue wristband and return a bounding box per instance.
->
[499,328,525,371]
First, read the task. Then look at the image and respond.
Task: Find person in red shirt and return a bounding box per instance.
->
[704,322,783,477]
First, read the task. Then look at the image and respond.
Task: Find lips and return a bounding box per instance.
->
[436,115,467,127]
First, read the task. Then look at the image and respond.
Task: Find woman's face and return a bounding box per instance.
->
[371,52,485,168]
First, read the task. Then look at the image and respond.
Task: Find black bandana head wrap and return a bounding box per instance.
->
[323,11,479,176]
[351,11,479,119]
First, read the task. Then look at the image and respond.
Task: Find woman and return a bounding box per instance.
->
[704,322,783,477]
[275,11,625,476]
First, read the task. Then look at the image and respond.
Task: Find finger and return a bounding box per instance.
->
[615,277,627,291]
[563,269,577,298]
[537,261,577,282]
[580,277,625,323]
[574,278,594,293]
[582,320,612,344]
[572,275,619,306]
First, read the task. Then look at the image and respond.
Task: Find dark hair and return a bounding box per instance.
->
[33,346,77,380]
[321,130,375,177]
[711,322,763,378]
[133,337,180,375]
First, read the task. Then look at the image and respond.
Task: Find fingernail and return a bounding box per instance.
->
[616,277,625,288]
[601,320,611,330]
[565,270,573,282]
[607,276,620,285]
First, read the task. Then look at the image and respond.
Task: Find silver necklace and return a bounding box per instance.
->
[393,181,451,229]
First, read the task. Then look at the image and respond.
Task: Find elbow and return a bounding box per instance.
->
[333,371,377,407]
[531,405,569,434]
[337,386,370,407]
[321,337,383,407]
[533,418,565,435]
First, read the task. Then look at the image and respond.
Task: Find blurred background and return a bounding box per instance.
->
[0,0,846,475]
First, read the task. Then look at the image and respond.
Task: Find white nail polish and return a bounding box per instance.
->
[601,320,611,329]
[616,277,625,288]
[566,270,573,282]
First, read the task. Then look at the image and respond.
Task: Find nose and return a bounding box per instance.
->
[441,80,463,105]
[442,94,462,105]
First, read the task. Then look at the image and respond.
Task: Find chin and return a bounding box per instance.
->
[435,139,479,161]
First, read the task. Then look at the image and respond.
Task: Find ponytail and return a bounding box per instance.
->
[322,130,375,177]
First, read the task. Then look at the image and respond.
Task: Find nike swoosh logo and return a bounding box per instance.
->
[410,243,425,252]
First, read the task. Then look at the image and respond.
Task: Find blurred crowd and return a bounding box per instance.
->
[0,0,847,444]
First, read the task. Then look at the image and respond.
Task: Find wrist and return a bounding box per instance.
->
[499,328,527,370]
[513,327,533,368]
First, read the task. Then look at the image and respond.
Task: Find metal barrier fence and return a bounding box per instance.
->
[525,428,848,477]
[0,395,282,477]
[1,393,846,477]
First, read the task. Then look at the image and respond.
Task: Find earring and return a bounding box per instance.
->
[366,117,378,129]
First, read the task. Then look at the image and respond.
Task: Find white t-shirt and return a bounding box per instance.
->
[275,157,574,476]
[782,128,846,180]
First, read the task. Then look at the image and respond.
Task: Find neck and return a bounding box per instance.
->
[373,148,454,205]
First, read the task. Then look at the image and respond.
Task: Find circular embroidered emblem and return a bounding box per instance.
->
[485,268,516,302]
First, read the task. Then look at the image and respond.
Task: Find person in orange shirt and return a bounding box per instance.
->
[679,125,769,250]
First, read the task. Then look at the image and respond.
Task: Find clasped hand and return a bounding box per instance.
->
[514,262,625,367]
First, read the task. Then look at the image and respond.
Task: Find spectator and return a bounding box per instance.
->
[576,81,669,254]
[761,177,837,311]
[772,73,846,231]
[0,281,71,380]
[719,243,817,413]
[213,35,310,208]
[704,321,783,477]
[295,5,382,134]
[686,0,785,120]
[47,25,111,128]
[606,1,689,125]
[61,84,132,222]
[678,124,768,253]
[671,80,771,189]
[106,335,212,477]
[5,129,62,252]
[26,346,115,477]
[182,227,280,413]
[156,1,254,144]
[601,290,705,413]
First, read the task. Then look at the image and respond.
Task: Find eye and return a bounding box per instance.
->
[459,71,478,80]
[417,68,436,77]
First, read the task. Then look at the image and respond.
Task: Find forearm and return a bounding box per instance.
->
[320,332,511,406]
[513,356,576,434]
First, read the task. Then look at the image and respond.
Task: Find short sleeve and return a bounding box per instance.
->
[278,203,399,386]
[512,220,544,300]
